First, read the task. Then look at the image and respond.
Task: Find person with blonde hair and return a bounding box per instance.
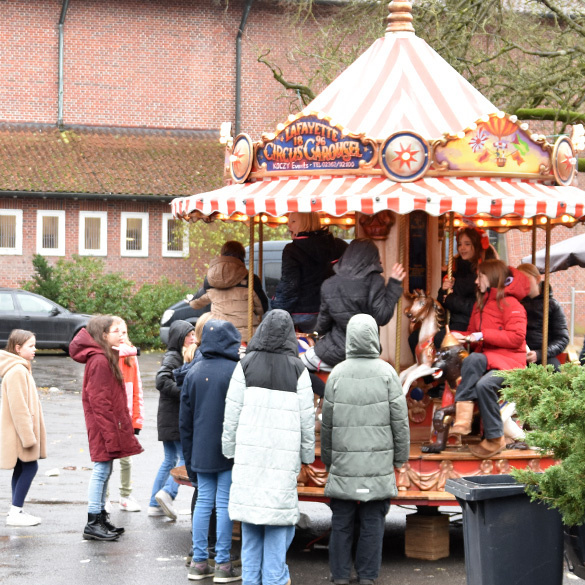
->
[273,212,348,332]
[517,263,568,370]
[450,260,529,458]
[1,329,46,527]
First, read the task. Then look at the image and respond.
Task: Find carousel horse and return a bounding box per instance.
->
[421,331,526,453]
[400,290,445,396]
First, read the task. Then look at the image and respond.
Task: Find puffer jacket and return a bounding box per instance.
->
[437,258,477,332]
[119,346,144,431]
[0,351,47,469]
[466,267,529,371]
[70,328,143,462]
[190,255,264,342]
[222,310,315,526]
[155,320,194,442]
[521,285,569,362]
[320,314,410,501]
[272,230,348,315]
[180,320,240,475]
[314,238,403,367]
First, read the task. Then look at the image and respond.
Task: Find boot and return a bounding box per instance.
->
[83,512,120,541]
[469,436,506,459]
[450,401,474,435]
[101,510,125,534]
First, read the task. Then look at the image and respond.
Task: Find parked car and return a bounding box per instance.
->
[159,240,287,344]
[0,288,91,353]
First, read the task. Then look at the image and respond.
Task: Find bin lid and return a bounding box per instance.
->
[445,474,528,501]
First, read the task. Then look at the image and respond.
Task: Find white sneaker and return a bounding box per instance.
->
[154,489,177,521]
[147,506,166,517]
[6,510,41,527]
[119,496,141,512]
[104,500,113,514]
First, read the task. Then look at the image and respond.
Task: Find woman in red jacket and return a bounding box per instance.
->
[450,260,529,459]
[69,316,143,541]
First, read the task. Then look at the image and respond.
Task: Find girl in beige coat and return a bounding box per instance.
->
[0,329,46,527]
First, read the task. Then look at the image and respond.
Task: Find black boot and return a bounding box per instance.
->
[101,510,125,535]
[83,512,120,541]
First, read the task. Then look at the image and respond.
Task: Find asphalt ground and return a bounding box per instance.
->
[0,351,578,585]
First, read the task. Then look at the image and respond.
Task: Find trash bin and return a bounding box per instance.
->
[445,474,563,585]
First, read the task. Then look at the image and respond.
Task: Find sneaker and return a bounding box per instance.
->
[119,496,141,512]
[147,506,166,517]
[188,561,214,581]
[104,500,113,514]
[154,489,177,520]
[213,562,241,583]
[6,510,42,527]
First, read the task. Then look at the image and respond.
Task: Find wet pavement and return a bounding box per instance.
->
[0,352,578,584]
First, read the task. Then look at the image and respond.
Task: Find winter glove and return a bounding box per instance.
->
[134,428,141,435]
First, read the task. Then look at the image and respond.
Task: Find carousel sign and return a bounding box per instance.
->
[256,114,376,174]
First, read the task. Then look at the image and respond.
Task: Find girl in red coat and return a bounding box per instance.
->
[70,316,143,541]
[450,260,529,459]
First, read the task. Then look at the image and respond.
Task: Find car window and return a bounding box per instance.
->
[0,292,15,312]
[16,293,54,314]
[263,262,282,300]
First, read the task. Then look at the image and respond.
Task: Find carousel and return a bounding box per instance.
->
[171,0,585,559]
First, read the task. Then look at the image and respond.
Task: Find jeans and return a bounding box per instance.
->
[455,352,505,439]
[149,440,184,507]
[329,498,390,582]
[12,459,39,507]
[241,523,295,585]
[88,460,113,514]
[192,470,233,565]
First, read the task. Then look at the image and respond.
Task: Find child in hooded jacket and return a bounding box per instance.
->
[180,319,242,582]
[0,329,47,527]
[69,316,143,541]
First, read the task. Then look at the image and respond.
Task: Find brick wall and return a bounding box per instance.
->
[0,197,205,290]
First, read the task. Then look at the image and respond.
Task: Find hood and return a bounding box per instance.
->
[246,309,298,356]
[504,266,531,301]
[69,327,103,364]
[345,314,381,359]
[336,238,382,278]
[167,320,195,352]
[0,350,30,377]
[207,256,248,289]
[199,319,241,361]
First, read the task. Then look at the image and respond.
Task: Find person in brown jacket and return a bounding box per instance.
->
[0,329,46,527]
[188,241,268,343]
[69,316,143,541]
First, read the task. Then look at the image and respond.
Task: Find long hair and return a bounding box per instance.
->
[289,212,322,234]
[193,312,213,347]
[455,227,497,271]
[86,315,124,385]
[517,263,541,282]
[5,329,35,355]
[476,259,509,311]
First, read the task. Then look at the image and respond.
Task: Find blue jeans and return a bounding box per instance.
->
[88,460,113,514]
[192,470,233,565]
[149,440,184,507]
[241,523,295,585]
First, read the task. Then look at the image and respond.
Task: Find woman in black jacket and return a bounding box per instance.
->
[148,319,195,520]
[301,238,405,371]
[272,212,347,332]
[517,263,569,370]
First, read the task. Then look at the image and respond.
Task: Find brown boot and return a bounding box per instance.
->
[450,401,474,435]
[469,436,506,459]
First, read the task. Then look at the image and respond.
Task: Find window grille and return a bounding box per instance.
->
[0,215,16,249]
[166,218,183,252]
[126,218,143,251]
[42,216,59,249]
[85,217,101,250]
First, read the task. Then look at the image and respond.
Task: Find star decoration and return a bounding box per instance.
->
[392,143,419,169]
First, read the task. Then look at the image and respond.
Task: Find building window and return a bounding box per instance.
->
[37,211,65,256]
[79,211,107,256]
[162,213,189,257]
[0,210,23,255]
[121,212,149,257]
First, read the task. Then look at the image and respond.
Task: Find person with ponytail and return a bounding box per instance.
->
[69,316,143,541]
[449,260,529,459]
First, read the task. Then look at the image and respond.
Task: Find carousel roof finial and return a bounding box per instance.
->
[386,0,415,34]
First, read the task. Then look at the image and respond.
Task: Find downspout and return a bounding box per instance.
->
[57,0,70,129]
[235,0,254,137]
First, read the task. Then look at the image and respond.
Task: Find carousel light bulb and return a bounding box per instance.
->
[480,115,489,123]
[500,219,508,226]
[329,120,337,127]
[278,216,288,223]
[241,214,249,221]
[341,128,349,136]
[509,115,518,123]
[469,123,477,131]
[497,111,505,119]
[323,217,331,224]
[562,215,571,223]
[266,133,275,140]
[260,215,268,223]
[457,132,465,139]
[229,155,238,162]
[277,123,285,131]
[317,111,325,119]
[302,109,310,117]
[521,218,530,225]
[216,214,225,220]
[520,123,529,131]
[540,217,547,224]
[288,114,296,122]
[477,219,485,227]
[453,219,461,227]
[345,218,353,225]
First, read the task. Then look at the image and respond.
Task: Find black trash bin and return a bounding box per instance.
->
[445,474,563,585]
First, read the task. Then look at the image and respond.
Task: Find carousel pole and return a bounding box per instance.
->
[248,216,255,341]
[395,215,407,373]
[258,214,264,286]
[447,212,455,291]
[541,218,552,367]
[531,220,537,264]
